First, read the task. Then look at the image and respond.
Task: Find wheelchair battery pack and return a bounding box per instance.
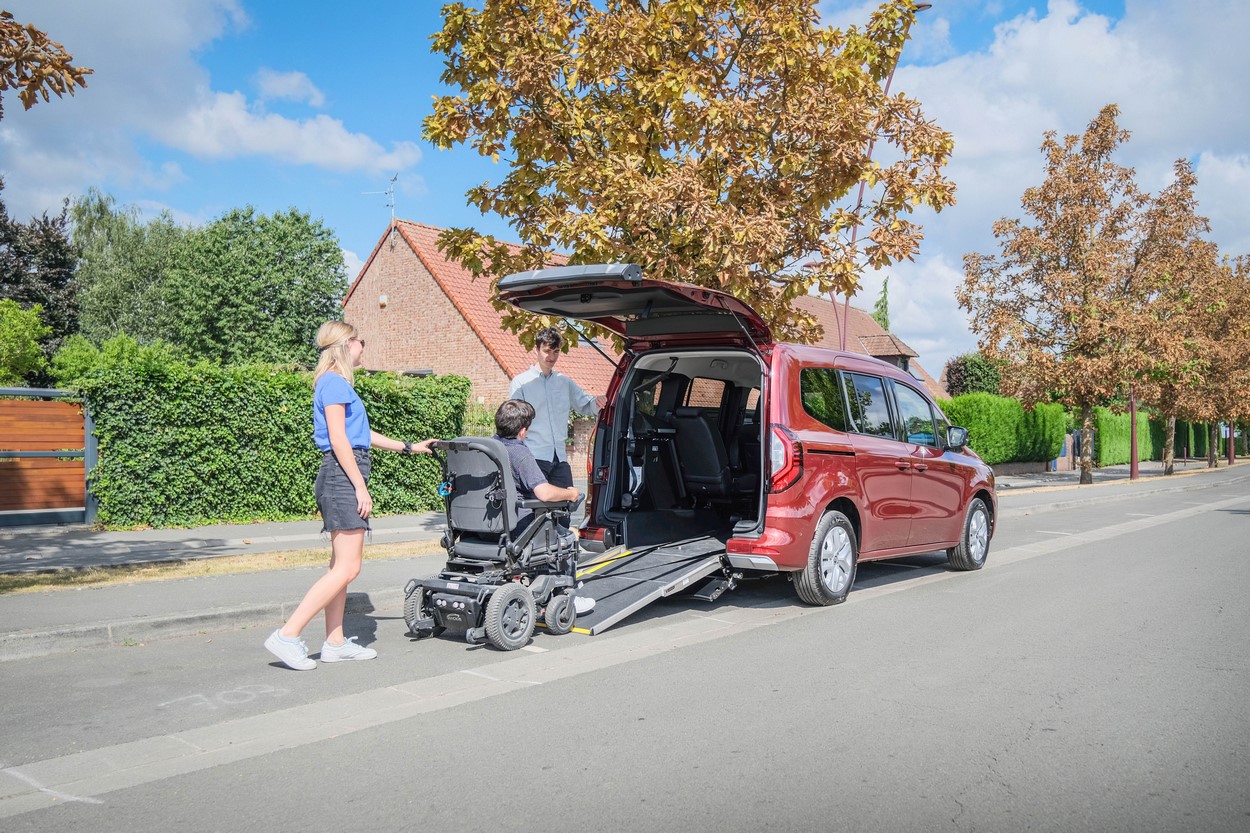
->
[430,592,483,631]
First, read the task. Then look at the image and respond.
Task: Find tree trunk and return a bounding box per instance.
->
[1207,422,1219,468]
[1079,402,1094,485]
[1163,414,1176,476]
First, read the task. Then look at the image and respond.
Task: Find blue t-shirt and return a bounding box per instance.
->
[313,372,371,451]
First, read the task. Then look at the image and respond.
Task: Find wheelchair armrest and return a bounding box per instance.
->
[521,496,584,513]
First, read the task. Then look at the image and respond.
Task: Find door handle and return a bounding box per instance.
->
[895,460,912,471]
[913,462,929,472]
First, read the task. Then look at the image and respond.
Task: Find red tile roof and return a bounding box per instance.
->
[346,220,619,395]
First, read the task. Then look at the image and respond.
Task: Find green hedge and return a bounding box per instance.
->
[74,362,469,528]
[939,394,1064,465]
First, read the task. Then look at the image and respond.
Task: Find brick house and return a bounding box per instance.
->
[342,219,947,469]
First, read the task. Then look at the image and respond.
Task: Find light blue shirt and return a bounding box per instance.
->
[509,364,599,462]
[313,372,371,451]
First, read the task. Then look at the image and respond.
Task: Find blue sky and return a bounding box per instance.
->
[4,0,1247,377]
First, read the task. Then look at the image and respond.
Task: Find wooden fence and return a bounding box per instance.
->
[0,389,95,526]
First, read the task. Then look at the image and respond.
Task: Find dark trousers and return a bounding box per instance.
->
[537,456,574,528]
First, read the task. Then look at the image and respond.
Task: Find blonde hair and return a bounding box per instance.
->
[313,320,358,386]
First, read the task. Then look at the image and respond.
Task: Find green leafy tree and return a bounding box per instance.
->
[425,0,954,346]
[0,178,78,359]
[942,351,1002,397]
[70,189,189,344]
[50,332,185,386]
[871,276,890,330]
[163,207,347,365]
[0,299,51,385]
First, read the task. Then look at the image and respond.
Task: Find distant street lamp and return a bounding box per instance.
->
[836,2,931,350]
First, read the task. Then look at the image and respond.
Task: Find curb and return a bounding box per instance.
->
[0,587,404,663]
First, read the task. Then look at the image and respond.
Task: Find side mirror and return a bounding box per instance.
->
[946,426,969,450]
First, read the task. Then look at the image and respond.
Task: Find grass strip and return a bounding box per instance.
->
[0,539,444,595]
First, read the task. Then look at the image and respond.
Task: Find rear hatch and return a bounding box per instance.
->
[497,264,771,348]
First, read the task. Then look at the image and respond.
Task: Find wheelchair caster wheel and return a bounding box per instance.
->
[543,593,576,635]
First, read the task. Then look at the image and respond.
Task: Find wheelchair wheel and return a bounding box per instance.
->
[484,583,536,651]
[403,588,442,639]
[543,593,576,635]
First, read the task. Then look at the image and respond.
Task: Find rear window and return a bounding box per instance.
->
[684,377,727,408]
[799,367,848,432]
[844,373,894,438]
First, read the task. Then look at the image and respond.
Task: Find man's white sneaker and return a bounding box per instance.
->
[573,595,595,615]
[320,636,378,662]
[265,630,316,671]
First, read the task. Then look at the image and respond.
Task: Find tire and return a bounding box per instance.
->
[543,593,576,636]
[484,583,536,651]
[403,588,442,638]
[794,510,858,606]
[947,497,991,571]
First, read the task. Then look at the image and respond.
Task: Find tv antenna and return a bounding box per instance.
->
[364,173,399,243]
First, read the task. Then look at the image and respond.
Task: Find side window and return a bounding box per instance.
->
[684,377,727,408]
[844,373,894,438]
[799,367,848,432]
[892,382,939,447]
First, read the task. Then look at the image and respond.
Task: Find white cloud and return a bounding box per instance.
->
[342,249,365,282]
[158,91,422,173]
[853,0,1250,375]
[255,68,326,107]
[0,0,420,224]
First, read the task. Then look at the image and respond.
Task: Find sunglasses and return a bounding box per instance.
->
[350,337,366,348]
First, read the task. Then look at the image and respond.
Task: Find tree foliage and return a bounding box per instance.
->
[0,178,78,360]
[942,351,1002,397]
[958,105,1154,483]
[70,189,189,344]
[0,299,50,385]
[871,276,889,331]
[163,207,347,365]
[0,11,92,120]
[424,0,954,346]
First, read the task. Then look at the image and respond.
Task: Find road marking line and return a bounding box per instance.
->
[3,491,1246,820]
[2,768,103,806]
[1036,530,1073,535]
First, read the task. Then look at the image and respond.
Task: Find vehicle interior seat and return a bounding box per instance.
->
[671,406,734,497]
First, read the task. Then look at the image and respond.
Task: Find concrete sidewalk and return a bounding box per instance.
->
[1,461,1244,662]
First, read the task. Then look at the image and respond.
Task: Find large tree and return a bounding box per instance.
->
[424,0,954,346]
[0,178,78,359]
[959,105,1150,484]
[70,189,189,344]
[163,207,347,365]
[1129,160,1220,474]
[0,299,50,385]
[0,10,92,120]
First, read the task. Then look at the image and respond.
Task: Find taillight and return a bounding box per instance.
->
[587,423,597,477]
[769,426,803,492]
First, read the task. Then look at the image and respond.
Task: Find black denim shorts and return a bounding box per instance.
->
[315,448,371,533]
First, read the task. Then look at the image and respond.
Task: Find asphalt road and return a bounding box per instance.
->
[1,477,1247,832]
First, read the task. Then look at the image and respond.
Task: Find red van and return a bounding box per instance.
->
[498,264,995,628]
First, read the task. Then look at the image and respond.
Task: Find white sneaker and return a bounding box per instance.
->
[573,595,595,615]
[265,630,316,671]
[320,636,378,662]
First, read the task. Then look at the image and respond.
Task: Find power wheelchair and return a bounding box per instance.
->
[402,437,584,651]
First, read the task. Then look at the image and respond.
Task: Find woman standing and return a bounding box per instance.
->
[265,320,434,670]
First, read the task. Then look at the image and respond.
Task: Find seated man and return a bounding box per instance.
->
[493,399,595,615]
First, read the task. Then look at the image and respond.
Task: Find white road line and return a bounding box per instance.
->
[2,491,1246,821]
[1036,530,1073,536]
[2,768,103,806]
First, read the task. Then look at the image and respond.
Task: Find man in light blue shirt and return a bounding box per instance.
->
[508,326,606,518]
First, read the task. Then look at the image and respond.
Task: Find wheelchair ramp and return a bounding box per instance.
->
[572,537,726,635]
